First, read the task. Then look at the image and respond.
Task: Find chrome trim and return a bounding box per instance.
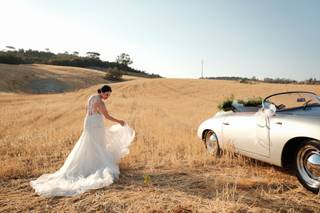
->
[205,131,218,155]
[297,145,320,188]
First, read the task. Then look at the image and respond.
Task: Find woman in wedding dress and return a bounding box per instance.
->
[30,85,135,197]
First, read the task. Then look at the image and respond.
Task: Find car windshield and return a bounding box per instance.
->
[264,92,320,111]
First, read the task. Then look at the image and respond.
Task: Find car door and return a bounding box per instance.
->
[222,111,270,157]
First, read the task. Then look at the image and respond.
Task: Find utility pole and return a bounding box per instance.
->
[201,59,204,79]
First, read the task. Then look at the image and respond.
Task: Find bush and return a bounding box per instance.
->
[218,95,235,111]
[239,97,262,107]
[104,68,123,81]
[0,53,25,64]
[239,79,253,84]
[218,95,262,111]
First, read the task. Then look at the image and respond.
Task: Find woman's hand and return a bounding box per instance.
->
[97,101,125,126]
[118,120,125,126]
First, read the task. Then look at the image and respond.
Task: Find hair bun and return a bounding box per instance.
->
[97,85,112,94]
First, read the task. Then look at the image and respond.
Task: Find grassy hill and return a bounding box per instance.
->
[1,78,320,212]
[0,63,142,94]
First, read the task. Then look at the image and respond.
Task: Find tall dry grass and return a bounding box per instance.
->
[1,78,320,212]
[0,64,113,93]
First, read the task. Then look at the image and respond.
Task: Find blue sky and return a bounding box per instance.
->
[1,0,319,80]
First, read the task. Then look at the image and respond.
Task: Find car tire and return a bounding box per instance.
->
[295,140,320,193]
[204,130,222,157]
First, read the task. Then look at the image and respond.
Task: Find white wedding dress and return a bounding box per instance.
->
[30,95,135,197]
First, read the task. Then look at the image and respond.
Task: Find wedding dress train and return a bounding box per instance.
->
[30,95,135,197]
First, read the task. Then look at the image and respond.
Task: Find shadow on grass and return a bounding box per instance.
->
[106,166,316,212]
[2,165,317,212]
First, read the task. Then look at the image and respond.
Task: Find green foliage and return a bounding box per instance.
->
[116,53,133,66]
[205,76,320,85]
[0,48,160,78]
[239,79,254,84]
[104,68,123,81]
[0,49,55,64]
[48,55,105,67]
[263,77,297,84]
[217,95,235,111]
[0,52,25,64]
[218,95,262,111]
[143,174,151,184]
[86,52,100,59]
[240,97,262,107]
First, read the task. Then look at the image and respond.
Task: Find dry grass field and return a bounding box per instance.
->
[0,64,110,93]
[0,64,140,94]
[1,65,320,212]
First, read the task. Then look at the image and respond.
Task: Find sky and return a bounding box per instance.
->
[1,0,320,80]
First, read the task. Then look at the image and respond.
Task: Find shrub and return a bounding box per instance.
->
[104,68,123,81]
[218,95,262,111]
[0,53,25,64]
[239,79,253,84]
[240,97,262,107]
[218,95,235,111]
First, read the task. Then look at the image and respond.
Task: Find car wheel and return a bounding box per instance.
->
[295,140,320,193]
[204,130,221,157]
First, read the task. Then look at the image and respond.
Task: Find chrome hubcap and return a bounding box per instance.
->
[297,145,320,188]
[306,152,320,178]
[205,132,218,155]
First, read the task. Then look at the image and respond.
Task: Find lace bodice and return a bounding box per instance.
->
[87,95,102,116]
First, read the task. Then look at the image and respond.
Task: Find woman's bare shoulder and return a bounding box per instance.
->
[87,95,102,106]
[88,94,100,100]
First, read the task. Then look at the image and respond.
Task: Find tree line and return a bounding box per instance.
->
[204,76,320,85]
[0,46,161,78]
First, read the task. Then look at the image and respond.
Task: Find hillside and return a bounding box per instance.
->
[0,49,161,79]
[0,64,141,94]
[1,78,320,212]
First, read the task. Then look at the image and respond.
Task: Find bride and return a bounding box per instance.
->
[30,85,135,197]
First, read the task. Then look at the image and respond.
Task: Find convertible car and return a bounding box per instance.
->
[197,91,320,193]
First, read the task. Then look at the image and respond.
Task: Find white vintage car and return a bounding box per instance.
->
[197,91,320,193]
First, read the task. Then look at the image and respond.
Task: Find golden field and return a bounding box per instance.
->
[1,64,320,212]
[0,63,140,93]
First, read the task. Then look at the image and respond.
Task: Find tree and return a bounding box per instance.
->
[116,53,133,66]
[0,52,24,64]
[86,52,100,59]
[0,46,157,77]
[5,46,15,51]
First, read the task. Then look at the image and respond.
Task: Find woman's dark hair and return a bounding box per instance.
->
[97,85,112,93]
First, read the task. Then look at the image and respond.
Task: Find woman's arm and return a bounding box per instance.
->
[96,100,125,125]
